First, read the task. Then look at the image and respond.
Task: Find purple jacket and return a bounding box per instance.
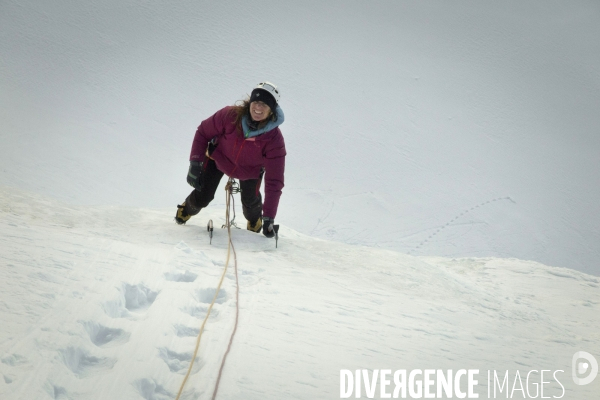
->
[190,106,286,218]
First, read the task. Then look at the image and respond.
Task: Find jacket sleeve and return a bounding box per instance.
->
[189,106,231,162]
[262,130,286,219]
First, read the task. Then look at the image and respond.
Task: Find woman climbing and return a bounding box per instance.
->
[175,82,286,238]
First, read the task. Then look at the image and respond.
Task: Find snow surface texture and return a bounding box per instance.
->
[1,1,600,399]
[1,1,599,275]
[1,188,599,399]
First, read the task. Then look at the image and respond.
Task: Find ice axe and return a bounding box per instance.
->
[207,219,213,245]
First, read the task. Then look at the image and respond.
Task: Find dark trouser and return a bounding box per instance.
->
[184,160,263,224]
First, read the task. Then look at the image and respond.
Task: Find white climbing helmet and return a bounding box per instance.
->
[255,81,280,103]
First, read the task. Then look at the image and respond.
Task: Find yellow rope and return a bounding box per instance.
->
[175,179,235,400]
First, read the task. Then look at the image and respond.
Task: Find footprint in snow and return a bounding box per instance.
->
[123,283,159,311]
[59,347,116,378]
[158,348,201,374]
[134,378,173,400]
[173,324,200,338]
[81,321,130,347]
[46,384,71,400]
[164,270,198,283]
[103,283,159,318]
[1,353,28,367]
[196,287,227,304]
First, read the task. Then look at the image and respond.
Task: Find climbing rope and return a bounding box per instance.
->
[175,178,241,400]
[211,179,240,400]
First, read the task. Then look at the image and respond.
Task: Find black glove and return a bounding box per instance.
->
[187,161,203,190]
[262,217,275,238]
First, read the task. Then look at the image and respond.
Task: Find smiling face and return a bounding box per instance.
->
[249,101,271,122]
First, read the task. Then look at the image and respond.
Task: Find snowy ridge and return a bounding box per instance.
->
[1,188,598,399]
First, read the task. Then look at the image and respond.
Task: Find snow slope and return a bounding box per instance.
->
[1,189,599,399]
[1,2,600,398]
[1,1,600,274]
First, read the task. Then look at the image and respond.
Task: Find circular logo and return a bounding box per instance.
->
[573,351,598,385]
